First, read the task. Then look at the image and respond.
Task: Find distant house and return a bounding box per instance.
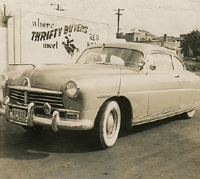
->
[117,30,185,56]
[117,28,155,42]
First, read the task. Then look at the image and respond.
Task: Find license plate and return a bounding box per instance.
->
[12,108,27,122]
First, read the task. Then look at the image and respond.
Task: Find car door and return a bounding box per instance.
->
[145,52,180,115]
[172,55,200,108]
[119,49,149,119]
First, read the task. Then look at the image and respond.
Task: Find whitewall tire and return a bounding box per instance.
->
[92,100,121,149]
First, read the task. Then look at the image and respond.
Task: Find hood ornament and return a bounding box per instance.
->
[23,78,31,87]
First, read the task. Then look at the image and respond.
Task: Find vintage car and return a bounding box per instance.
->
[1,42,200,149]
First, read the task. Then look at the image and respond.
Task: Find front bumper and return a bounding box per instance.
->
[5,102,94,132]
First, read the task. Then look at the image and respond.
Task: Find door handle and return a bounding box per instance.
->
[174,75,180,78]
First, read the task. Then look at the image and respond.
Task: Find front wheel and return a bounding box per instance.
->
[92,100,121,149]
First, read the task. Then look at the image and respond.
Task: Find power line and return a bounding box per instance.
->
[113,8,124,38]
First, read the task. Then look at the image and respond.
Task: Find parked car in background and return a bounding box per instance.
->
[1,42,200,149]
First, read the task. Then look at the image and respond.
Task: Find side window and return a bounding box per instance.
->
[153,53,173,70]
[95,54,106,63]
[173,56,184,71]
[146,54,155,69]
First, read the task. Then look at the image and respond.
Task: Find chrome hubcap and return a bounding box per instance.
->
[106,110,117,138]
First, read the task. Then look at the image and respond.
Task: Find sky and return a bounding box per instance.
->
[0,0,200,37]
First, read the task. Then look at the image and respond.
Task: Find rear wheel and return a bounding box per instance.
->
[183,109,195,119]
[92,100,121,149]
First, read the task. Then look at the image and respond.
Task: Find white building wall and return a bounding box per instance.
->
[0,27,7,74]
[7,10,109,65]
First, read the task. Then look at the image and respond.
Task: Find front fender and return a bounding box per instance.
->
[62,74,120,121]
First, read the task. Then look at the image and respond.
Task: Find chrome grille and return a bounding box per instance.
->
[10,89,24,104]
[9,88,64,109]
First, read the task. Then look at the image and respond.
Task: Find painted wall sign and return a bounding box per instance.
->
[8,11,109,65]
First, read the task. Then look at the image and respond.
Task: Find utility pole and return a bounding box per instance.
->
[114,8,124,38]
[3,4,6,16]
[0,4,7,16]
[50,3,65,11]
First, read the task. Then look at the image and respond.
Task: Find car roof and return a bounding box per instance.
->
[87,42,176,56]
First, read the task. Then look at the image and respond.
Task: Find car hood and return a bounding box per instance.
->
[8,64,126,91]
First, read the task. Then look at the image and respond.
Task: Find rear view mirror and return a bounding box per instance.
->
[138,61,145,70]
[150,65,156,70]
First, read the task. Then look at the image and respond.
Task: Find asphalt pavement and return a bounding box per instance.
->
[1,108,200,179]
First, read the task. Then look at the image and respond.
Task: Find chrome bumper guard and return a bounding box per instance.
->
[0,97,9,116]
[5,102,94,132]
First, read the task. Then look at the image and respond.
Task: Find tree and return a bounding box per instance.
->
[181,30,200,57]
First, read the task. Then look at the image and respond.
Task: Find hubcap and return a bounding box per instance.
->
[106,110,117,138]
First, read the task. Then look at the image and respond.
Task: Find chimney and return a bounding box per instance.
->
[164,34,167,42]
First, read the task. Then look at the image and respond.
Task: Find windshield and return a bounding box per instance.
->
[76,47,143,68]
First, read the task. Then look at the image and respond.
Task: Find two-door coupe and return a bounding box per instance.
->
[1,42,200,149]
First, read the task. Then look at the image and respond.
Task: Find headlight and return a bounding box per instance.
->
[64,80,80,98]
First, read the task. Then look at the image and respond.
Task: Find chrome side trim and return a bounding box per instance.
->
[97,93,116,99]
[132,102,200,126]
[121,88,200,95]
[97,89,200,99]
